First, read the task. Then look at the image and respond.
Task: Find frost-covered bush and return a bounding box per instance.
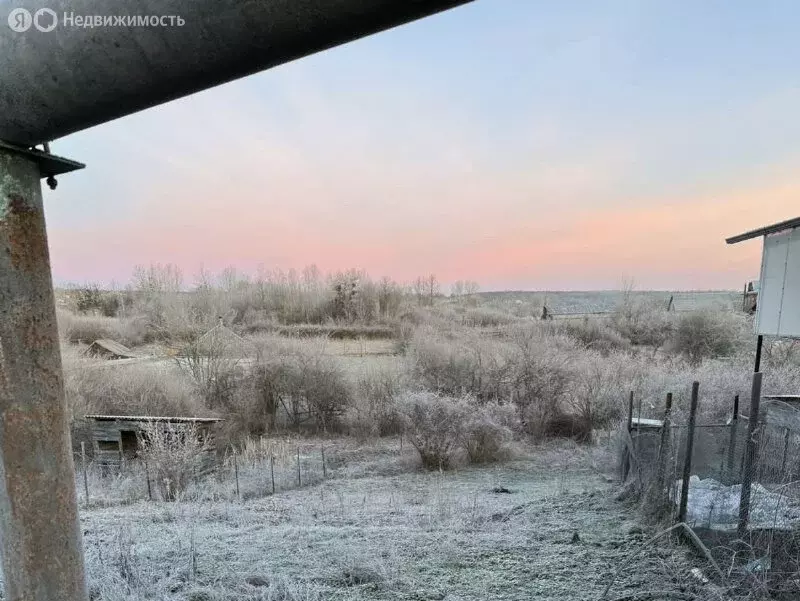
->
[138,422,212,501]
[461,401,516,463]
[668,310,740,364]
[610,295,672,347]
[505,326,575,437]
[227,337,352,438]
[65,362,204,422]
[461,307,517,327]
[408,329,510,401]
[346,366,406,440]
[559,318,630,354]
[398,392,470,470]
[58,310,149,347]
[398,393,519,469]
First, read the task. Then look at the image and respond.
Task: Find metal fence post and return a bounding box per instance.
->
[678,382,700,523]
[738,371,763,537]
[780,427,790,479]
[144,460,152,501]
[233,452,240,500]
[726,394,740,484]
[650,392,673,510]
[297,446,301,487]
[270,454,275,495]
[622,391,634,481]
[80,442,89,505]
[0,148,88,601]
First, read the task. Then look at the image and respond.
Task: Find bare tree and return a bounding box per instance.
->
[414,274,439,306]
[132,263,183,294]
[176,327,243,410]
[218,265,250,293]
[378,276,403,318]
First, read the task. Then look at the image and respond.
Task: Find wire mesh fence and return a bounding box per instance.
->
[621,376,800,597]
[74,439,332,506]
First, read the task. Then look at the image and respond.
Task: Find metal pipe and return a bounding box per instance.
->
[738,371,763,537]
[0,149,88,601]
[726,394,740,484]
[678,382,699,523]
[754,334,764,372]
[0,0,472,146]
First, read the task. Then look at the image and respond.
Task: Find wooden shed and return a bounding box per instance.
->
[84,414,222,466]
[84,339,137,360]
[191,319,254,358]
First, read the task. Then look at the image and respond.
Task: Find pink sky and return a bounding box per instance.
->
[46,148,797,290]
[43,3,800,291]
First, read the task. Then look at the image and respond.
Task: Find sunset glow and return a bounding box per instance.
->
[45,2,800,291]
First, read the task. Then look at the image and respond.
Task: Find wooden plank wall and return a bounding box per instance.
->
[87,419,218,465]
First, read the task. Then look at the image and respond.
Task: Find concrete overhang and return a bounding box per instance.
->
[0,0,472,147]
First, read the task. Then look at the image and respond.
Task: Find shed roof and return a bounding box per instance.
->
[726,216,800,245]
[84,415,223,423]
[191,323,255,356]
[85,339,137,358]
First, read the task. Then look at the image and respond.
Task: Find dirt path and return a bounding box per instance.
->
[78,447,718,600]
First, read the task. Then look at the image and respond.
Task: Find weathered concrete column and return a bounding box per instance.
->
[0,149,88,601]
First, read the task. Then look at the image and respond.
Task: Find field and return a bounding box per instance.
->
[80,441,715,601]
[477,290,742,317]
[51,271,800,600]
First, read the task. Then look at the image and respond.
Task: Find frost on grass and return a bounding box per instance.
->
[78,444,713,601]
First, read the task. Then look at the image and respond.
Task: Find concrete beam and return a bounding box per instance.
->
[0,0,472,146]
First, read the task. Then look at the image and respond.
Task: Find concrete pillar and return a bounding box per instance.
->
[0,149,88,600]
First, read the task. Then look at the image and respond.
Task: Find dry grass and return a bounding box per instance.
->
[72,441,715,601]
[58,310,149,347]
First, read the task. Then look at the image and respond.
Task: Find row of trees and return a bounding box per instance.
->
[65,264,481,324]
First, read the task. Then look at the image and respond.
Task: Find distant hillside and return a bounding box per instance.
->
[474,290,741,315]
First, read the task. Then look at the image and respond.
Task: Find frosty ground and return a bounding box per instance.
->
[78,442,716,601]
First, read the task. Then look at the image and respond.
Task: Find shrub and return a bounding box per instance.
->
[610,294,672,347]
[568,352,635,430]
[505,327,574,437]
[559,318,630,354]
[763,339,800,369]
[461,308,517,327]
[74,286,121,317]
[176,338,246,410]
[273,324,395,340]
[58,310,148,347]
[393,321,416,355]
[64,363,205,422]
[137,422,212,501]
[226,337,352,437]
[346,366,406,439]
[541,413,592,443]
[461,402,516,463]
[668,310,739,365]
[397,392,469,470]
[408,329,510,401]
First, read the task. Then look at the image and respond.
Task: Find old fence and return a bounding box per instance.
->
[621,373,800,594]
[73,438,339,505]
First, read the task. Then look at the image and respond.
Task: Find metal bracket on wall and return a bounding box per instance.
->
[0,139,85,182]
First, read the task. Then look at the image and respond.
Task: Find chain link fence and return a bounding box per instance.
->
[621,376,800,597]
